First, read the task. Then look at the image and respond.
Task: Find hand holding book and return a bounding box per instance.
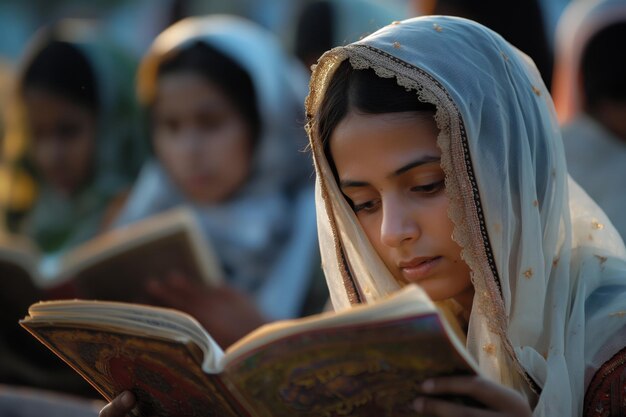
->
[410,376,532,416]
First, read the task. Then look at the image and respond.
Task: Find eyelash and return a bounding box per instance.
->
[410,179,445,194]
[351,180,445,213]
[353,200,380,213]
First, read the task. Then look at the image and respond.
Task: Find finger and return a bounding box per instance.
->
[99,391,135,417]
[419,376,527,412]
[412,395,494,417]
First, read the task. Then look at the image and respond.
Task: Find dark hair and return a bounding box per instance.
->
[315,60,437,161]
[294,0,334,67]
[581,22,626,112]
[157,41,261,143]
[22,40,98,110]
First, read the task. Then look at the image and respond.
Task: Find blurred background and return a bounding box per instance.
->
[0,0,571,61]
[0,0,407,60]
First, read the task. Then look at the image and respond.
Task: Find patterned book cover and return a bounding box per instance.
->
[21,323,246,417]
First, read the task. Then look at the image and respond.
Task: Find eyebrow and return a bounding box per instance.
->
[339,155,441,189]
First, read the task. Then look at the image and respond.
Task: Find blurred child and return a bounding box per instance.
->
[0,20,145,398]
[0,20,145,255]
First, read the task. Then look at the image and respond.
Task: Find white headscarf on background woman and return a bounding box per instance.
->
[551,0,626,125]
[115,15,319,320]
[306,16,626,416]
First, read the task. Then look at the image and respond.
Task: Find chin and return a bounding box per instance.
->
[189,189,228,205]
[414,279,459,301]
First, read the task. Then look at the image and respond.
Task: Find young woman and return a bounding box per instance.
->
[112,15,326,348]
[101,16,626,417]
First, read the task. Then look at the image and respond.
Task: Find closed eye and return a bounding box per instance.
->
[352,199,380,213]
[411,180,445,194]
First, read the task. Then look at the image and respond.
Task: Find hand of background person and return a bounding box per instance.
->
[144,271,268,348]
[412,376,533,416]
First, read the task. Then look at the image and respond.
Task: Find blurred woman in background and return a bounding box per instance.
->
[113,15,327,348]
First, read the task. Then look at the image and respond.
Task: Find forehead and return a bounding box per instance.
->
[330,111,441,177]
[155,72,230,104]
[331,111,439,152]
[24,89,95,122]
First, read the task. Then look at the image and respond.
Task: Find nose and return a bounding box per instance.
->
[380,196,421,247]
[36,136,66,165]
[175,127,206,156]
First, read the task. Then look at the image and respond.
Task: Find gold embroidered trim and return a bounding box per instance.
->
[312,158,362,305]
[592,220,604,230]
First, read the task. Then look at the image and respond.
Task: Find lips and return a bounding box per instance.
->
[399,256,442,282]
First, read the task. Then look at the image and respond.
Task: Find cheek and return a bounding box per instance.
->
[153,136,183,171]
[426,196,465,259]
[430,197,455,240]
[31,145,52,173]
[359,214,391,263]
[30,138,48,160]
[72,133,96,167]
[362,218,381,247]
[212,125,253,177]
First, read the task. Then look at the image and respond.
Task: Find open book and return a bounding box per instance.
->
[20,285,480,417]
[0,207,223,303]
[2,207,223,395]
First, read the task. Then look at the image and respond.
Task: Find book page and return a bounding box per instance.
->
[24,300,225,372]
[225,284,438,361]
